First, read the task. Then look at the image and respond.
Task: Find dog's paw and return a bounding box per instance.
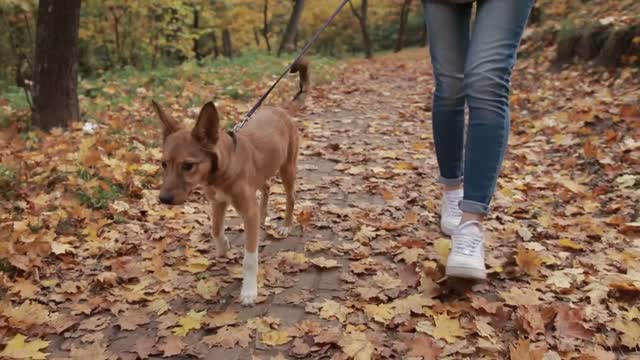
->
[275,225,290,238]
[213,235,229,257]
[239,282,258,306]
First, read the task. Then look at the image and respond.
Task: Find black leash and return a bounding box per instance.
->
[233,0,350,133]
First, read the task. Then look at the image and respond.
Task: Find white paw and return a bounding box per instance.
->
[240,281,257,305]
[276,225,290,238]
[213,235,229,257]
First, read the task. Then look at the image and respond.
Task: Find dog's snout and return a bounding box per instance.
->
[159,193,174,205]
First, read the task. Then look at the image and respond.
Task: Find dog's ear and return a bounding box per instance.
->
[151,100,180,140]
[192,101,220,145]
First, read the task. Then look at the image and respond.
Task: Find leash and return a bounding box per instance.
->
[233,0,350,133]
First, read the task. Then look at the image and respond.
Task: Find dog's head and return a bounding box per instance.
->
[152,100,221,205]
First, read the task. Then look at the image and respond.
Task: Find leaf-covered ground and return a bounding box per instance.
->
[0,48,639,359]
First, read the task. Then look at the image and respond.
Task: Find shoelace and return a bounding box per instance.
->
[452,232,483,256]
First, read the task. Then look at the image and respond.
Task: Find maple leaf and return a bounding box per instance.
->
[319,299,353,322]
[372,272,402,290]
[78,314,111,331]
[354,225,379,243]
[558,238,584,250]
[180,256,210,274]
[610,319,640,348]
[310,257,341,268]
[338,330,374,360]
[0,334,49,360]
[147,298,171,315]
[157,336,186,357]
[131,335,158,359]
[206,310,239,328]
[304,239,332,253]
[394,247,425,264]
[405,334,443,360]
[261,329,292,346]
[203,326,252,348]
[111,256,144,280]
[432,314,465,344]
[554,304,594,339]
[117,308,151,330]
[173,310,205,336]
[392,294,432,316]
[433,238,451,265]
[277,251,310,272]
[499,287,542,306]
[70,341,111,360]
[509,339,546,360]
[4,301,52,329]
[195,278,220,300]
[10,278,40,299]
[515,245,542,275]
[364,303,395,324]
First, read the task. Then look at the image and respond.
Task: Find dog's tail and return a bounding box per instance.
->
[287,57,310,113]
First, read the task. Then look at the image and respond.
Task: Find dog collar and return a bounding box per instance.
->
[227,130,237,149]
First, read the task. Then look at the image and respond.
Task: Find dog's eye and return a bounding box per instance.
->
[161,161,167,169]
[182,162,195,171]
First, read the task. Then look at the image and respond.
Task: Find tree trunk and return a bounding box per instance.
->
[262,0,271,53]
[254,28,261,47]
[278,0,305,56]
[394,0,412,53]
[212,30,220,58]
[222,28,233,58]
[349,0,373,59]
[32,0,81,130]
[193,7,201,60]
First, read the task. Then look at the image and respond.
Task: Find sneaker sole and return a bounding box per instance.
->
[446,265,487,280]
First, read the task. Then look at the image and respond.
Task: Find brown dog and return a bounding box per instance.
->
[151,60,308,305]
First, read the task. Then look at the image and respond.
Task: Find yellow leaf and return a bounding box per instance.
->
[310,257,341,269]
[515,245,542,275]
[0,334,49,360]
[432,314,465,344]
[195,279,220,300]
[611,319,640,348]
[338,331,373,360]
[173,310,205,336]
[434,238,451,265]
[261,329,292,346]
[148,298,171,315]
[181,257,210,274]
[364,303,395,324]
[559,238,584,250]
[319,299,352,322]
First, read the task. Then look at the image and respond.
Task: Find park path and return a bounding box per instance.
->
[18,48,640,359]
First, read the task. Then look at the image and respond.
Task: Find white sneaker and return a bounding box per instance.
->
[446,221,487,280]
[440,188,463,236]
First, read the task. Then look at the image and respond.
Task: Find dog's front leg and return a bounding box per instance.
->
[211,201,229,257]
[234,190,260,305]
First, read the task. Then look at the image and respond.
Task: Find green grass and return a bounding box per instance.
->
[0,165,18,199]
[1,51,344,126]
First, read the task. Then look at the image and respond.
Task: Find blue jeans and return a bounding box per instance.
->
[423,0,533,214]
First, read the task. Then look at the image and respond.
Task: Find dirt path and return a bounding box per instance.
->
[2,49,639,360]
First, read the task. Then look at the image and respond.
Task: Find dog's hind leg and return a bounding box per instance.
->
[277,163,296,238]
[211,201,230,257]
[260,183,270,228]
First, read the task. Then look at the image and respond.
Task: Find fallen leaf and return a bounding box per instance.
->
[157,336,186,357]
[319,299,353,322]
[338,330,373,360]
[406,334,443,360]
[509,339,545,360]
[203,326,252,348]
[0,334,49,360]
[117,309,151,331]
[261,329,292,346]
[432,314,465,344]
[515,245,542,275]
[559,238,584,250]
[131,335,157,359]
[195,279,220,300]
[173,310,205,336]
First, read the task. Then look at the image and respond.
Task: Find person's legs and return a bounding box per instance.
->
[460,0,534,216]
[422,0,472,235]
[447,0,533,280]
